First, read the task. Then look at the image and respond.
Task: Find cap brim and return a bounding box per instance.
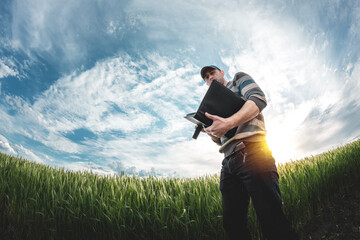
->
[201,66,219,79]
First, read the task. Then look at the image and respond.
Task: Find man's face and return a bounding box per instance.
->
[203,69,225,86]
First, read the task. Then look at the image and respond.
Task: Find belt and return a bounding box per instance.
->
[222,140,246,158]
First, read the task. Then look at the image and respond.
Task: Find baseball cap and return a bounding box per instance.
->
[200,65,221,79]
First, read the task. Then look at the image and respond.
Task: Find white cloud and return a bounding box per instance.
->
[156,136,223,177]
[55,160,117,176]
[344,60,360,107]
[9,0,143,66]
[2,93,81,154]
[0,133,48,165]
[31,53,201,136]
[88,132,222,178]
[0,134,16,154]
[0,59,18,78]
[13,144,44,164]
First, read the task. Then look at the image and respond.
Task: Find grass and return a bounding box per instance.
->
[1,139,359,239]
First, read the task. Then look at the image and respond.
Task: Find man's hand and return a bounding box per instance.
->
[194,124,221,144]
[204,100,260,138]
[204,112,234,138]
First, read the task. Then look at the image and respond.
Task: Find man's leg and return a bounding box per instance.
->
[220,157,252,240]
[242,142,299,240]
[246,171,298,240]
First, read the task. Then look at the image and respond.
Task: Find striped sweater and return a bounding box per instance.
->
[218,72,267,153]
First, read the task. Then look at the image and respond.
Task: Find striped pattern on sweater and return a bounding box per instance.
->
[219,72,267,152]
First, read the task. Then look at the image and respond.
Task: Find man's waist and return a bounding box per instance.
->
[220,133,267,157]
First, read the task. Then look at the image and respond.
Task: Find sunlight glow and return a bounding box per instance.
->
[266,122,296,165]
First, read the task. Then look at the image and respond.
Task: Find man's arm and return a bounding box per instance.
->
[204,100,259,138]
[195,125,221,145]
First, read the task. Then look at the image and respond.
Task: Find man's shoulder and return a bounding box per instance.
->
[231,72,253,85]
[233,72,252,79]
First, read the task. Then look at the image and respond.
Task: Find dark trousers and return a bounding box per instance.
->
[220,141,298,240]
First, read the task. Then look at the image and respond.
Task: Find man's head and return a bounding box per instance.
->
[200,65,227,86]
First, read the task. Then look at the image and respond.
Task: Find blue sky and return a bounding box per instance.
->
[0,0,359,177]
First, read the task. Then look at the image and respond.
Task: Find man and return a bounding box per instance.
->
[200,65,298,240]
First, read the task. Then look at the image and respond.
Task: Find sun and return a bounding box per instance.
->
[266,124,293,165]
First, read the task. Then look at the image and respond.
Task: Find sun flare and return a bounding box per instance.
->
[266,124,295,165]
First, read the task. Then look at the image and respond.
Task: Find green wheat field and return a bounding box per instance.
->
[1,139,359,240]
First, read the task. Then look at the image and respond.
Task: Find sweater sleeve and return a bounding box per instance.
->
[234,72,267,112]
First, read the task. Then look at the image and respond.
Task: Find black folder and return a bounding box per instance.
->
[185,80,246,139]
